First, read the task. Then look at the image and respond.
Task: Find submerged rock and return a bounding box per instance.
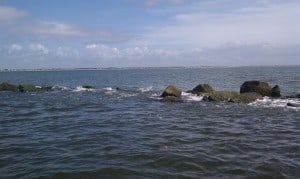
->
[191,84,214,94]
[286,93,300,98]
[161,96,183,102]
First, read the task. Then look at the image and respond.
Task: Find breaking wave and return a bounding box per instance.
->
[181,92,203,102]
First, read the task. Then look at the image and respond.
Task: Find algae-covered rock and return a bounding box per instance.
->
[161,85,182,98]
[204,91,239,102]
[240,81,272,96]
[22,85,52,92]
[230,92,262,103]
[0,82,18,91]
[204,91,261,103]
[191,84,214,94]
[0,82,52,92]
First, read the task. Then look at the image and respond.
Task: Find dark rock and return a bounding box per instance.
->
[271,85,281,97]
[191,84,214,94]
[287,102,300,107]
[240,81,272,96]
[82,85,94,89]
[161,85,182,98]
[18,85,24,92]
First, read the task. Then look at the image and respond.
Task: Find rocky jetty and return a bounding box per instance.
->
[161,80,286,104]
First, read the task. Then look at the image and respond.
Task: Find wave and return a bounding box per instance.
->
[138,86,153,93]
[51,85,71,91]
[249,97,300,110]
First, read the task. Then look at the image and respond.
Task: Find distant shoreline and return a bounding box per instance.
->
[0,65,299,72]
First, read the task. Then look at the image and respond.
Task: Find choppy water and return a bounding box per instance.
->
[0,66,300,178]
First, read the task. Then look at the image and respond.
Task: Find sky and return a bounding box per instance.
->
[0,0,299,69]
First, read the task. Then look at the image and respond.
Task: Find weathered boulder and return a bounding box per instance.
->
[191,84,214,94]
[203,91,261,103]
[271,85,281,97]
[240,81,272,96]
[161,85,182,98]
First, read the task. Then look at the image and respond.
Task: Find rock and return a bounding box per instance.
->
[191,84,214,94]
[287,102,300,107]
[271,85,281,97]
[240,81,272,96]
[161,85,182,98]
[204,91,261,103]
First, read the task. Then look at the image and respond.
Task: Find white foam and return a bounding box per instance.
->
[181,92,203,102]
[249,96,300,110]
[103,87,113,91]
[138,86,153,93]
[74,86,95,92]
[103,87,117,94]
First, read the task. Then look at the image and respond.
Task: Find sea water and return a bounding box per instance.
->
[0,66,299,178]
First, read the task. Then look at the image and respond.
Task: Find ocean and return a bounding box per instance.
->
[0,66,299,178]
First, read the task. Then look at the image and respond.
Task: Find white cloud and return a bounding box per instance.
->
[28,21,86,37]
[29,44,49,55]
[145,0,185,6]
[9,44,23,53]
[86,44,121,58]
[54,47,79,57]
[0,6,27,24]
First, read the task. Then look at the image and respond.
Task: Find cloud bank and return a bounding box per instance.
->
[0,0,299,69]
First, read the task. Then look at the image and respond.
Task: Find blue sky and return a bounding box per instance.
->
[0,0,299,68]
